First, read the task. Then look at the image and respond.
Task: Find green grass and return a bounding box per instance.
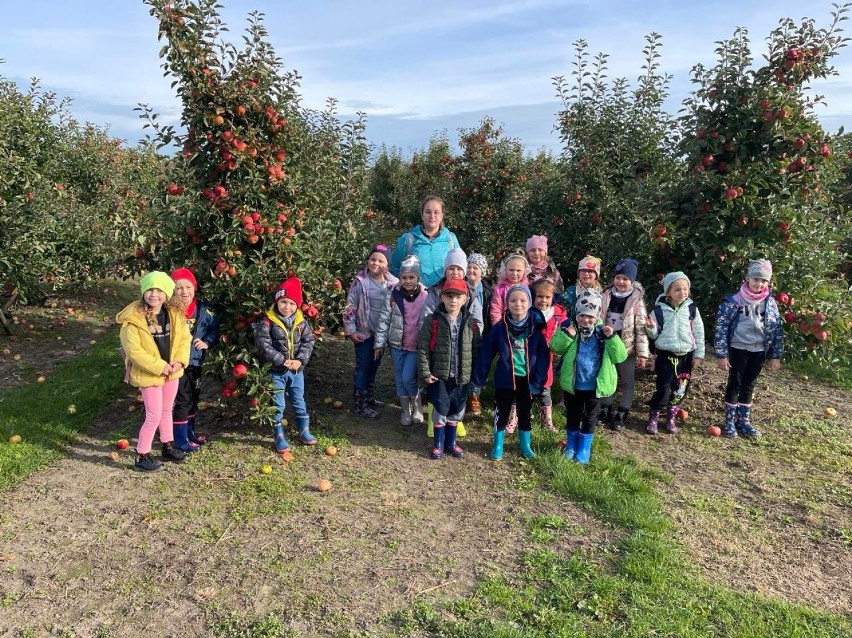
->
[392,435,852,637]
[787,357,852,390]
[0,336,125,491]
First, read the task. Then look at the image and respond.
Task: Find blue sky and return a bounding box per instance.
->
[3,1,852,155]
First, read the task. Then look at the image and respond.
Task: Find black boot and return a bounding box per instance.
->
[365,384,385,408]
[134,452,162,472]
[610,407,629,431]
[598,403,612,428]
[161,441,187,463]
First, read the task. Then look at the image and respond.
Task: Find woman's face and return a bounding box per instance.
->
[421,200,444,233]
[505,258,525,284]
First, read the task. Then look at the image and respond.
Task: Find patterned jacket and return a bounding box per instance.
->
[713,292,784,360]
[600,284,650,358]
[342,269,399,338]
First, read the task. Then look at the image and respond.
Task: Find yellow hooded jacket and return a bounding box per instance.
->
[116,302,191,388]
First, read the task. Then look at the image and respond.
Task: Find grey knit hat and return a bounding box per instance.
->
[399,255,421,278]
[661,271,690,294]
[747,259,772,281]
[443,248,468,275]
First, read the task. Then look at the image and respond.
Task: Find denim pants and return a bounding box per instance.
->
[429,377,466,427]
[270,369,309,428]
[353,336,383,391]
[389,347,418,397]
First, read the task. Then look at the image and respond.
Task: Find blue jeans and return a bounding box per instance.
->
[353,336,383,391]
[270,370,309,428]
[389,347,418,397]
[429,377,466,427]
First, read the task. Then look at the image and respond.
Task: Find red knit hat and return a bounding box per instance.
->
[170,267,197,289]
[275,277,303,307]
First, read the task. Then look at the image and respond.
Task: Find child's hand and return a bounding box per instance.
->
[768,358,781,371]
[350,333,366,344]
[565,324,577,337]
[602,325,614,337]
[423,374,438,384]
[716,358,730,371]
[193,338,209,350]
[162,363,172,377]
[645,315,656,329]
[285,359,302,371]
[373,348,384,360]
[692,358,703,370]
[637,357,647,369]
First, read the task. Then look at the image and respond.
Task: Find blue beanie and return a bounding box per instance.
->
[614,258,639,282]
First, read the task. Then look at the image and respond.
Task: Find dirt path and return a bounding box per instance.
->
[1,327,850,635]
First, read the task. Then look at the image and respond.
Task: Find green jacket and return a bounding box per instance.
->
[549,323,628,397]
[417,306,481,385]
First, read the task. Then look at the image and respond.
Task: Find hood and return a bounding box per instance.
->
[116,301,146,328]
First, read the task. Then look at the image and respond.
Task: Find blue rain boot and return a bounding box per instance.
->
[518,429,536,459]
[444,423,464,458]
[187,416,208,445]
[431,426,445,459]
[490,428,505,460]
[723,402,738,438]
[575,432,594,465]
[735,403,761,438]
[563,430,579,461]
[273,423,290,453]
[296,417,317,445]
[173,421,199,453]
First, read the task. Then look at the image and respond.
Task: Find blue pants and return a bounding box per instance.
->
[270,370,309,427]
[429,377,466,427]
[353,336,383,391]
[389,347,418,397]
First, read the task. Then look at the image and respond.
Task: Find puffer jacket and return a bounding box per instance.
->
[472,307,550,391]
[375,284,428,350]
[185,301,219,367]
[390,225,461,288]
[342,269,399,338]
[600,284,650,358]
[646,297,705,358]
[254,308,315,371]
[117,302,191,388]
[421,278,484,333]
[713,292,784,360]
[549,322,628,397]
[417,305,481,384]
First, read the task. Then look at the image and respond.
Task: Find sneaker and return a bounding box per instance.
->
[467,394,482,417]
[134,453,162,472]
[161,442,187,463]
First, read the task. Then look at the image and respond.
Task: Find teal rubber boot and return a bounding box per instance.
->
[490,428,505,460]
[518,429,536,459]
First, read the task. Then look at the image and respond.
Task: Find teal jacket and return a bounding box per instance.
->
[391,225,460,288]
[550,322,628,397]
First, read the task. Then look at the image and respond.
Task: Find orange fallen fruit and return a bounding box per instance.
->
[332,400,344,409]
[116,439,130,450]
[558,439,567,448]
[317,479,332,492]
[108,452,119,461]
[324,446,338,456]
[676,408,688,421]
[9,434,22,444]
[707,426,721,437]
[280,450,294,462]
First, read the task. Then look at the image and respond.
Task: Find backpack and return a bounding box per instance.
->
[648,303,697,355]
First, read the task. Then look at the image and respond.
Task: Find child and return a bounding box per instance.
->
[473,284,550,460]
[170,267,219,452]
[417,278,481,459]
[645,272,705,435]
[525,235,564,293]
[561,255,603,322]
[117,271,191,471]
[254,277,317,453]
[549,290,627,464]
[420,248,484,332]
[343,245,399,418]
[375,255,428,426]
[531,278,568,432]
[465,252,492,416]
[599,258,650,430]
[488,253,530,328]
[713,259,783,438]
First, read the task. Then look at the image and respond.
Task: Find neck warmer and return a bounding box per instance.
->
[401,285,421,302]
[612,287,633,298]
[184,298,197,319]
[739,283,770,303]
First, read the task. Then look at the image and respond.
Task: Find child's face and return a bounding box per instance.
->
[613,274,632,293]
[143,288,167,309]
[577,314,596,329]
[276,297,298,318]
[747,277,769,293]
[440,292,466,314]
[466,263,482,286]
[174,279,196,306]
[505,258,525,284]
[445,265,465,280]
[578,269,597,287]
[400,272,419,292]
[367,254,388,277]
[667,279,690,306]
[507,290,529,321]
[534,288,553,312]
[527,247,547,266]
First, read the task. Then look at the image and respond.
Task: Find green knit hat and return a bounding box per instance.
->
[140,271,175,298]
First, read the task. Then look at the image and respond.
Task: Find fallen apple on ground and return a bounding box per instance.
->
[824,407,837,418]
[317,479,332,492]
[115,439,130,450]
[9,435,22,444]
[261,465,272,474]
[325,446,338,456]
[707,426,721,437]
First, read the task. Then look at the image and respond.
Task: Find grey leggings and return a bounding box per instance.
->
[601,355,636,410]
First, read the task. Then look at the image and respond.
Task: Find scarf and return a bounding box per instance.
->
[611,287,633,298]
[184,298,197,320]
[401,284,422,302]
[739,283,770,304]
[530,261,549,277]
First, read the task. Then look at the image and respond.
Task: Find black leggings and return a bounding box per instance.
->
[649,351,693,410]
[724,348,765,404]
[565,389,600,434]
[173,365,202,423]
[494,376,533,432]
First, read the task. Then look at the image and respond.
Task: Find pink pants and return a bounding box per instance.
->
[137,378,179,454]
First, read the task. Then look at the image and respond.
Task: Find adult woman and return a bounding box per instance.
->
[390,195,460,288]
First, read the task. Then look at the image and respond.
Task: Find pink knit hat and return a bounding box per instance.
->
[526,235,548,253]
